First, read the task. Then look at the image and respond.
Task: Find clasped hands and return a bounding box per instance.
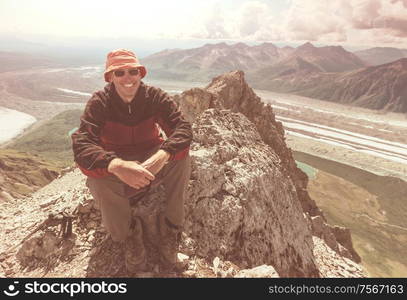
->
[107,149,170,190]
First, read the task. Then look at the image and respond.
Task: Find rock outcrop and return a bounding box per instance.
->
[174,71,323,218]
[185,109,318,276]
[0,71,365,278]
[174,71,361,263]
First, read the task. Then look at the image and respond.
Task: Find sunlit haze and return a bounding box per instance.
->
[1,0,407,53]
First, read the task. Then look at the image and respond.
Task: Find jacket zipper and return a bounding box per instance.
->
[128,104,132,114]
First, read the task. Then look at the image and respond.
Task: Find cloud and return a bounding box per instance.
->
[390,0,407,8]
[188,1,281,40]
[203,6,231,39]
[283,1,348,42]
[187,4,234,39]
[373,1,407,37]
[347,0,382,29]
[276,0,407,45]
[184,0,407,47]
[236,2,274,37]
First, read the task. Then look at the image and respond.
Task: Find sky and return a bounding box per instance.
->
[1,0,407,51]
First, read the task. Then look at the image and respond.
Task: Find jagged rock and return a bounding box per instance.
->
[174,70,360,265]
[311,216,338,252]
[59,165,76,177]
[177,253,189,269]
[310,216,360,263]
[331,226,362,263]
[130,109,319,277]
[77,199,93,214]
[183,109,319,277]
[176,70,322,217]
[40,168,59,181]
[312,236,364,278]
[16,232,59,262]
[235,265,279,278]
[209,257,240,278]
[173,88,214,123]
[213,256,220,270]
[86,221,98,230]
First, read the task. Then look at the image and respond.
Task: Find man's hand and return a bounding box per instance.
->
[108,158,155,189]
[141,149,171,175]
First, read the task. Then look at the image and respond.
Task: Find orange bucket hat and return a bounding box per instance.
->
[104,49,147,82]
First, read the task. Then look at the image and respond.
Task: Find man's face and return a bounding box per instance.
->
[111,68,142,103]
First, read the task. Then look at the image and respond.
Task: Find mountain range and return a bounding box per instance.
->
[354,47,407,66]
[143,42,365,81]
[143,42,407,113]
[1,42,406,113]
[250,58,407,113]
[0,51,59,73]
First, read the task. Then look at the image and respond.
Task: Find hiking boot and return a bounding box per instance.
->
[124,217,147,274]
[157,214,181,267]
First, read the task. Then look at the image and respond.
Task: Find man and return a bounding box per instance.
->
[71,49,192,273]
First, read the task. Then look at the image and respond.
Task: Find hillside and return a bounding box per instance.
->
[142,42,407,113]
[0,149,60,200]
[0,51,59,73]
[0,109,81,199]
[143,42,293,81]
[295,151,407,277]
[143,42,364,83]
[250,58,407,113]
[277,42,365,73]
[307,58,407,112]
[6,109,82,164]
[354,47,407,66]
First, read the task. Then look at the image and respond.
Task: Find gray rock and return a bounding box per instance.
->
[133,109,319,277]
[16,232,59,262]
[235,265,279,278]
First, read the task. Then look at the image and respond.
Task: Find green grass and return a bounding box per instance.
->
[294,151,407,228]
[1,109,83,198]
[295,151,407,277]
[7,109,82,167]
[0,149,62,197]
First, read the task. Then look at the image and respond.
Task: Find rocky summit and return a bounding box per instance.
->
[0,71,365,278]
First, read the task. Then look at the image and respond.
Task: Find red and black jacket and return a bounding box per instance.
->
[71,82,192,178]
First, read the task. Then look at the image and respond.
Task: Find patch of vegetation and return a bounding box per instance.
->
[295,151,407,277]
[7,109,82,166]
[0,149,62,198]
[294,151,407,228]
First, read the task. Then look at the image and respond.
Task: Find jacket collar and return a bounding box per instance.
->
[105,81,146,108]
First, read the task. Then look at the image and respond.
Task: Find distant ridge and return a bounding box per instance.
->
[0,51,57,73]
[142,41,293,81]
[354,47,407,66]
[143,41,364,81]
[249,58,407,113]
[143,42,406,113]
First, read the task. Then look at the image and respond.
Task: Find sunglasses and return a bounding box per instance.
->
[113,69,139,77]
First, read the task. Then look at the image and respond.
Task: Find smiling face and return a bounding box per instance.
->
[110,68,142,103]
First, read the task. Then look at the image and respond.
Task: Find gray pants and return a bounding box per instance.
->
[86,149,191,242]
